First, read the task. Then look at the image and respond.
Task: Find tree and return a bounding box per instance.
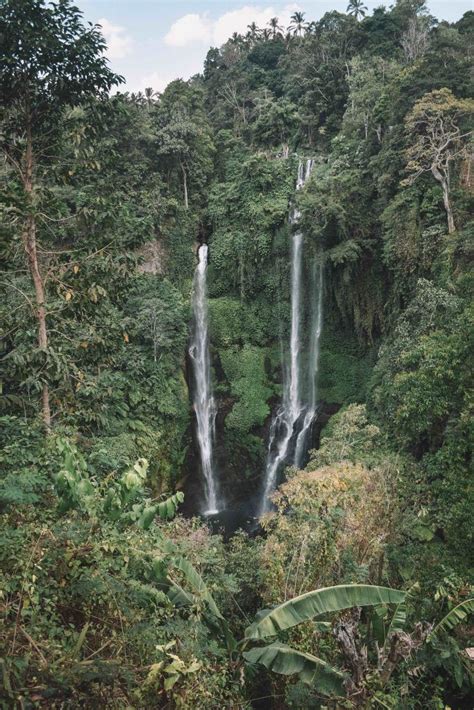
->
[144,86,158,108]
[155,81,214,209]
[288,11,308,37]
[253,97,299,151]
[343,56,400,140]
[347,0,368,21]
[404,88,473,234]
[0,0,120,429]
[401,16,430,62]
[246,21,260,42]
[268,17,283,39]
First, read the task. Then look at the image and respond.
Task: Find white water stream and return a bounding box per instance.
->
[189,244,220,514]
[259,159,324,515]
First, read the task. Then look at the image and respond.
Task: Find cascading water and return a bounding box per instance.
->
[294,261,323,467]
[259,158,324,516]
[189,244,220,514]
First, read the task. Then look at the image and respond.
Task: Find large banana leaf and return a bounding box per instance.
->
[167,556,223,619]
[243,643,345,696]
[166,555,237,651]
[245,584,406,640]
[428,598,474,640]
[380,600,407,652]
[138,491,184,529]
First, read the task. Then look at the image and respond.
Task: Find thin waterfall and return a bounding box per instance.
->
[294,261,323,467]
[189,244,219,514]
[259,158,317,516]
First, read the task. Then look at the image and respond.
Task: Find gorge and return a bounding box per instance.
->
[2,1,473,707]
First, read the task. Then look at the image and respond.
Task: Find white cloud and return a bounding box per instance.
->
[164,13,212,47]
[98,17,133,59]
[164,3,300,49]
[137,71,176,95]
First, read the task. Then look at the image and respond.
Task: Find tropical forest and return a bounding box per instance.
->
[0,0,473,707]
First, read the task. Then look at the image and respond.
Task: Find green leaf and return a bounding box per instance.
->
[429,599,474,640]
[243,643,345,696]
[164,673,179,690]
[411,522,435,542]
[384,601,407,648]
[245,584,406,640]
[137,492,184,529]
[370,605,388,646]
[156,491,184,520]
[138,505,157,530]
[168,556,223,619]
[313,621,332,633]
[70,622,90,660]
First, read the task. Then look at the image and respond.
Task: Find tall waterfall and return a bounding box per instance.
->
[189,244,219,514]
[294,261,323,467]
[259,158,323,515]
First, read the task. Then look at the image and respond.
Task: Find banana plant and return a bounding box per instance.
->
[152,538,238,653]
[428,598,474,640]
[243,584,407,697]
[242,584,474,699]
[245,584,406,640]
[158,558,473,699]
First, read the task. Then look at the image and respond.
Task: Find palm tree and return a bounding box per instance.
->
[347,0,368,21]
[261,27,271,41]
[288,11,307,37]
[229,31,243,46]
[133,90,145,106]
[268,17,283,39]
[246,22,260,41]
[144,87,156,109]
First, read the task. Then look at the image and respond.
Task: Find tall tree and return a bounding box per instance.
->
[144,86,158,108]
[155,81,214,209]
[404,88,473,234]
[401,16,430,61]
[288,11,308,37]
[246,21,260,42]
[347,0,368,21]
[268,17,283,39]
[0,0,120,429]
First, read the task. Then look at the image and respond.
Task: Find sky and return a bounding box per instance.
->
[76,1,472,94]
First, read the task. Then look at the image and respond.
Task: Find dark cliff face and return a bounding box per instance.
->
[181,363,341,522]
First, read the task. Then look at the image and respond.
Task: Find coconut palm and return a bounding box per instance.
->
[288,11,307,37]
[268,17,283,39]
[229,31,244,46]
[347,0,368,21]
[144,86,157,108]
[246,22,260,41]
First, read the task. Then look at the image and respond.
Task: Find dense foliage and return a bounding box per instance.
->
[1,0,473,707]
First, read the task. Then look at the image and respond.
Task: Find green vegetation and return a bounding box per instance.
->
[1,1,473,707]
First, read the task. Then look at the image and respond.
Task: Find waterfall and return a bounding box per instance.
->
[189,244,220,514]
[294,261,323,467]
[259,158,323,516]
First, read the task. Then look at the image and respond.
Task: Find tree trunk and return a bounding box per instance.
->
[181,161,188,210]
[23,122,51,430]
[442,180,455,234]
[432,164,455,234]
